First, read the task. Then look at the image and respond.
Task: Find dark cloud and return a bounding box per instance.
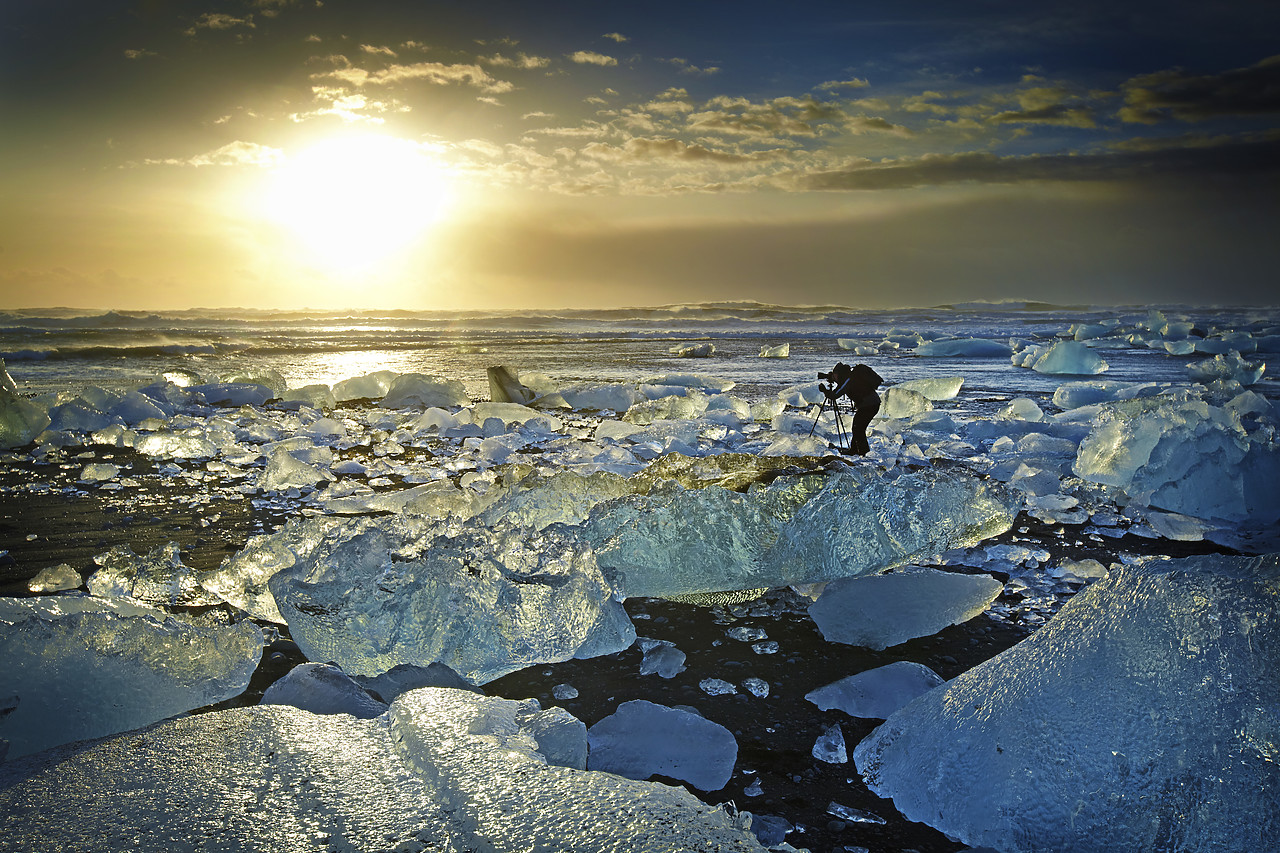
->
[1120,54,1280,123]
[792,136,1280,191]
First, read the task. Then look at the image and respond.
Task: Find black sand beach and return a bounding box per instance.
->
[0,429,1244,853]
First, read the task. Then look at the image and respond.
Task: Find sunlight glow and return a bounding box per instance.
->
[264,135,452,271]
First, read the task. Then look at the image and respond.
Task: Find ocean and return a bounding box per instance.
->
[5,302,1277,408]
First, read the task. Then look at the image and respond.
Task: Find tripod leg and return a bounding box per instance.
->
[808,396,828,437]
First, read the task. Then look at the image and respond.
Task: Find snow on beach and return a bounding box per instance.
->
[0,304,1277,852]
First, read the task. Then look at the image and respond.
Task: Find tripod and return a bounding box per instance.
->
[808,390,849,451]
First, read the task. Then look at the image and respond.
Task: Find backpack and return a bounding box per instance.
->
[847,363,883,396]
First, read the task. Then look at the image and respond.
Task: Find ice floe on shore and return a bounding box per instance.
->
[0,687,771,852]
[853,553,1280,853]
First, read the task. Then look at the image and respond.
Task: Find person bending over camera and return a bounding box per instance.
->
[819,362,883,455]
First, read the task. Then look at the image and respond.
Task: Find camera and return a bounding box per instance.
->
[817,370,835,382]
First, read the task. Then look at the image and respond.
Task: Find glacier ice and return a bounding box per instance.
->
[0,595,262,759]
[380,373,471,409]
[895,375,964,400]
[0,385,50,449]
[638,638,687,678]
[878,387,932,419]
[808,569,1003,650]
[259,662,387,718]
[812,723,847,763]
[1187,351,1265,385]
[589,465,1018,598]
[0,688,767,852]
[1014,340,1109,375]
[88,542,224,607]
[1073,394,1280,526]
[915,338,1012,358]
[806,661,944,719]
[758,342,790,358]
[586,699,738,791]
[270,521,636,683]
[486,365,536,404]
[26,563,83,593]
[853,553,1280,853]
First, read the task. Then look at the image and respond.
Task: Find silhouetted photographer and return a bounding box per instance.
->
[817,362,883,455]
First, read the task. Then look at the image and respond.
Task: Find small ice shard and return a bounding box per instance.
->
[726,626,768,643]
[26,563,83,593]
[812,723,847,763]
[487,365,537,404]
[826,802,886,825]
[1049,558,1108,582]
[878,387,932,419]
[380,373,471,409]
[88,542,224,607]
[915,338,1012,358]
[1187,351,1265,385]
[188,382,274,407]
[700,678,738,696]
[1016,340,1109,375]
[257,445,330,491]
[0,595,262,759]
[671,342,716,358]
[639,641,687,678]
[806,661,945,719]
[758,343,790,358]
[279,383,336,410]
[557,382,646,412]
[744,778,765,798]
[0,386,51,449]
[260,662,388,719]
[105,390,170,424]
[0,688,762,851]
[220,367,287,396]
[751,641,779,655]
[47,400,114,433]
[854,554,1280,853]
[809,569,1003,650]
[895,375,965,401]
[742,677,770,698]
[332,370,398,402]
[133,431,218,460]
[998,397,1044,421]
[78,462,120,483]
[551,683,580,701]
[587,699,738,791]
[749,814,792,845]
[271,521,636,683]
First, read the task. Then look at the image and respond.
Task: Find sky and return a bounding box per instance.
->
[2,0,1278,311]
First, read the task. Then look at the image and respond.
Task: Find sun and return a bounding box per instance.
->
[264,135,452,271]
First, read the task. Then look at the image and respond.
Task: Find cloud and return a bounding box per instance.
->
[603,33,628,43]
[988,85,1097,128]
[581,137,785,165]
[123,49,157,60]
[664,58,721,75]
[687,96,848,139]
[482,52,552,69]
[1119,54,1280,124]
[184,13,255,35]
[788,135,1280,191]
[144,141,285,168]
[313,58,514,94]
[360,44,398,58]
[818,78,870,91]
[569,51,617,66]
